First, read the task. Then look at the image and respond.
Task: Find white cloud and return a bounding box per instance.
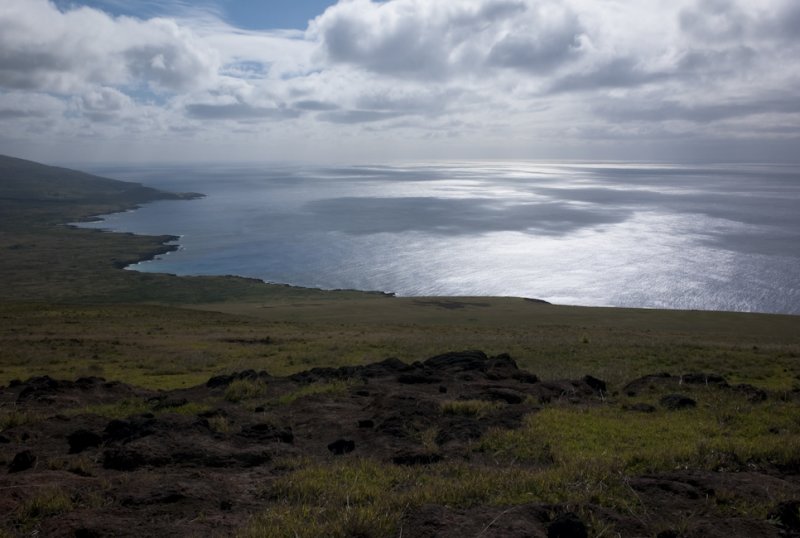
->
[0,0,798,163]
[0,0,218,93]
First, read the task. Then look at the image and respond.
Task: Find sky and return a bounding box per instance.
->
[1,0,799,165]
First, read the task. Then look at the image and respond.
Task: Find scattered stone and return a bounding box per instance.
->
[8,450,37,473]
[547,512,588,538]
[68,429,102,454]
[327,439,355,455]
[660,394,697,410]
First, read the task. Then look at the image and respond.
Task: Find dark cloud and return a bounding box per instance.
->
[318,109,405,124]
[293,99,339,111]
[185,102,300,120]
[0,109,42,119]
[547,58,670,94]
[486,11,584,73]
[595,94,800,123]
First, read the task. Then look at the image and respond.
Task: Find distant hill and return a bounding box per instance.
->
[0,154,188,205]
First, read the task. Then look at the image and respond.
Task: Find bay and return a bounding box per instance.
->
[78,161,800,314]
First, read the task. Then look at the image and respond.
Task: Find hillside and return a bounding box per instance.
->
[0,154,367,303]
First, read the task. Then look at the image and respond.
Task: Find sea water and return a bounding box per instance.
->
[77,161,800,314]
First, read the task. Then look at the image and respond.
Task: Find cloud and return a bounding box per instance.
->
[1,0,799,163]
[547,58,671,94]
[76,87,135,122]
[0,0,218,94]
[0,91,65,119]
[595,94,800,124]
[308,0,586,78]
[185,102,300,120]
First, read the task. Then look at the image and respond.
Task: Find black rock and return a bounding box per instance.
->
[660,394,697,410]
[397,373,443,385]
[327,439,355,455]
[103,417,157,443]
[68,429,102,454]
[74,529,101,538]
[769,500,800,530]
[547,512,588,538]
[206,369,267,388]
[656,531,680,538]
[239,424,294,444]
[512,371,540,384]
[358,420,374,429]
[423,351,488,371]
[8,450,37,473]
[0,434,10,444]
[439,386,448,394]
[485,388,526,404]
[582,375,607,393]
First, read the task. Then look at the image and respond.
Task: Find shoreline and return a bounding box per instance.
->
[61,181,797,317]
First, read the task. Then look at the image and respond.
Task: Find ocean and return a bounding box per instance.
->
[77,161,800,314]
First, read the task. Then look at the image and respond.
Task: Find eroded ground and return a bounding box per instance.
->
[2,351,800,537]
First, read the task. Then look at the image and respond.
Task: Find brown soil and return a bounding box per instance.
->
[2,351,798,537]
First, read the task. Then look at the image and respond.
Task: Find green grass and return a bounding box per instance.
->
[66,398,212,419]
[481,391,800,474]
[0,408,42,432]
[241,458,637,538]
[225,379,270,403]
[274,381,350,406]
[14,488,74,530]
[240,388,800,537]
